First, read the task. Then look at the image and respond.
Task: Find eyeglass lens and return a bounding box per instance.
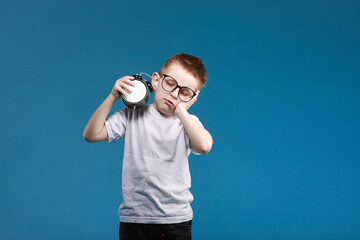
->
[162,76,195,102]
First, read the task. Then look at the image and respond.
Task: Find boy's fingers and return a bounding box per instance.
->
[124,79,136,87]
[113,76,136,98]
[122,82,135,93]
[185,96,197,109]
[118,83,134,96]
[116,76,134,84]
[126,76,135,85]
[116,86,128,97]
[189,96,197,105]
[121,76,134,80]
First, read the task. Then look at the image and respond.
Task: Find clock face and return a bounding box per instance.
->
[123,80,147,103]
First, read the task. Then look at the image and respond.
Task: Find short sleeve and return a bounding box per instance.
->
[186,114,204,155]
[105,108,128,143]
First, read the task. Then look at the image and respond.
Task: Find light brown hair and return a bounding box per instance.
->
[160,53,208,90]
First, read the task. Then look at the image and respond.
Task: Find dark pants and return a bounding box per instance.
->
[119,220,192,240]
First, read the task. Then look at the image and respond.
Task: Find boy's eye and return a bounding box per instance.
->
[165,79,176,86]
[180,88,192,96]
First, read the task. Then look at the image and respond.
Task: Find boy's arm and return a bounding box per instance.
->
[174,101,213,155]
[83,94,117,142]
[83,76,135,142]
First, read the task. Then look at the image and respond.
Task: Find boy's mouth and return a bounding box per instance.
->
[165,99,174,107]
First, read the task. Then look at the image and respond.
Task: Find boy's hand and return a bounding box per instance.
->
[174,93,198,117]
[110,76,136,99]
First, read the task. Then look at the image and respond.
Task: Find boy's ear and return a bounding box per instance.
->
[152,72,160,90]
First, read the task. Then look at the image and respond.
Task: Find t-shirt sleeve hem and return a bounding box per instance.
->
[105,119,114,143]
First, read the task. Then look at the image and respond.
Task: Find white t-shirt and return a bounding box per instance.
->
[105,104,202,224]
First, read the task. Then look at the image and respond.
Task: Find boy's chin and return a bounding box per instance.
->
[153,102,175,116]
[159,108,175,116]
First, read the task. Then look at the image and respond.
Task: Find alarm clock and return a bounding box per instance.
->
[121,73,153,109]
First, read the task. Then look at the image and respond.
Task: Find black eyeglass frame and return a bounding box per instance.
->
[160,74,197,102]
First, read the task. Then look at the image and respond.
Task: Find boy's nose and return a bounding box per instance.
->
[170,87,180,99]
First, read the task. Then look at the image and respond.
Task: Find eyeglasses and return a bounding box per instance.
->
[160,74,197,102]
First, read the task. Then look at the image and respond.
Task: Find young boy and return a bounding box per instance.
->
[83,53,213,240]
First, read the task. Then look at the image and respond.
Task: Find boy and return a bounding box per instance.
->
[83,53,213,240]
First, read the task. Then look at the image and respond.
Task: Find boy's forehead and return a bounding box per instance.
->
[163,63,200,90]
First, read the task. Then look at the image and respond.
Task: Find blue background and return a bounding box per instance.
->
[1,0,359,239]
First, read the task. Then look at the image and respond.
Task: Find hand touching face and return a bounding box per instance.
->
[151,63,200,116]
[173,90,200,116]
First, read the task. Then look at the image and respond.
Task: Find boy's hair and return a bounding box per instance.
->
[159,53,208,90]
